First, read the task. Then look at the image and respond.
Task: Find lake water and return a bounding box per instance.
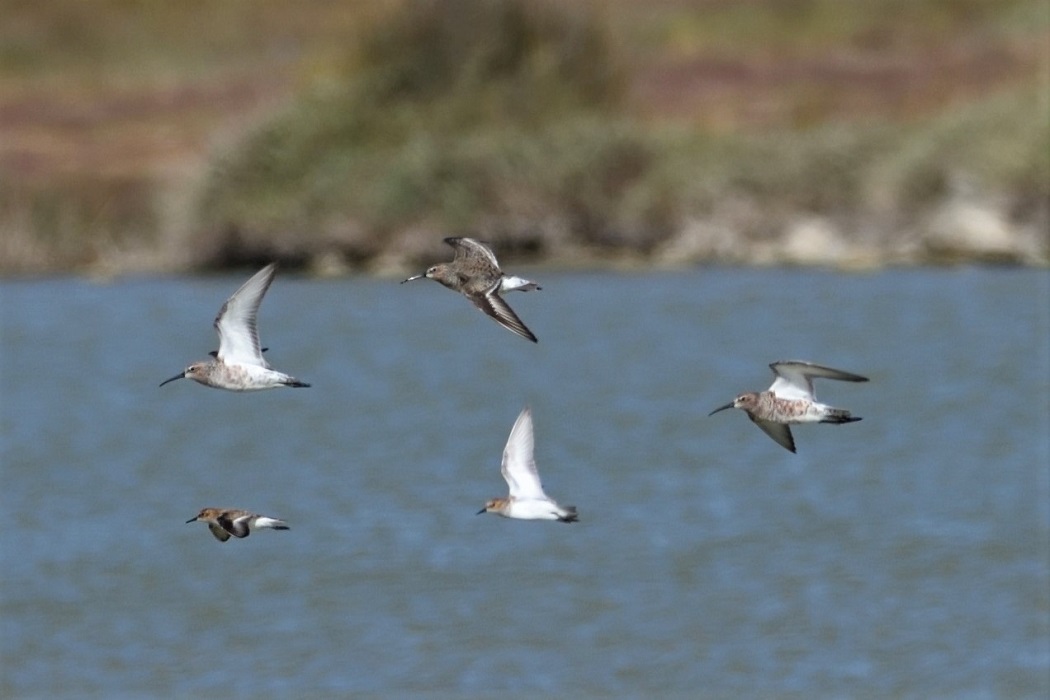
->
[1,267,1048,697]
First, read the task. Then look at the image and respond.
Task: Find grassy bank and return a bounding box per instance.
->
[1,0,1047,274]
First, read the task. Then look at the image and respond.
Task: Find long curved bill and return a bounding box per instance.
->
[708,402,735,416]
[400,273,425,284]
[159,372,185,387]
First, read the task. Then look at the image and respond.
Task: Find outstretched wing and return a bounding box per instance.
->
[214,264,277,366]
[769,361,868,400]
[445,237,500,268]
[501,406,547,500]
[749,415,797,453]
[470,284,538,343]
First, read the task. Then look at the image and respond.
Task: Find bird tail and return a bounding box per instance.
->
[501,275,542,293]
[558,506,579,523]
[820,408,861,424]
[282,378,311,388]
[256,517,290,531]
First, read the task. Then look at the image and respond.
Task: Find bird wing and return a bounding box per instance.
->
[445,237,500,269]
[768,362,816,400]
[749,414,797,453]
[769,361,868,400]
[501,406,547,500]
[214,264,277,366]
[218,513,252,538]
[471,284,538,342]
[207,523,232,542]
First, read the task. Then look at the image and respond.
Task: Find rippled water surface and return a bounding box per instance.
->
[2,267,1048,697]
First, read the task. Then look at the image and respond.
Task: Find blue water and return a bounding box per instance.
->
[1,267,1048,697]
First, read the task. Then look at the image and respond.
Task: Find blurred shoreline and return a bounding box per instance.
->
[1,0,1046,275]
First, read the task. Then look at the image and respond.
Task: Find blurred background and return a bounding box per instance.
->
[1,0,1047,275]
[2,3,1049,696]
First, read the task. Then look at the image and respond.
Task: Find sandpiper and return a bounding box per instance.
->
[160,263,310,391]
[478,405,578,522]
[709,360,869,453]
[401,237,541,343]
[186,507,290,542]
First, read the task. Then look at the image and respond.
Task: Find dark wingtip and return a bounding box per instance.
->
[507,325,537,343]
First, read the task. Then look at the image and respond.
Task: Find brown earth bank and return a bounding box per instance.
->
[0,0,1047,275]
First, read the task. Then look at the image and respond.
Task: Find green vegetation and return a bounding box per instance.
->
[198,0,1047,266]
[198,0,633,258]
[1,0,1046,273]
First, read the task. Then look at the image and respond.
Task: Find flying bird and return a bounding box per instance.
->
[709,361,868,453]
[402,237,541,343]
